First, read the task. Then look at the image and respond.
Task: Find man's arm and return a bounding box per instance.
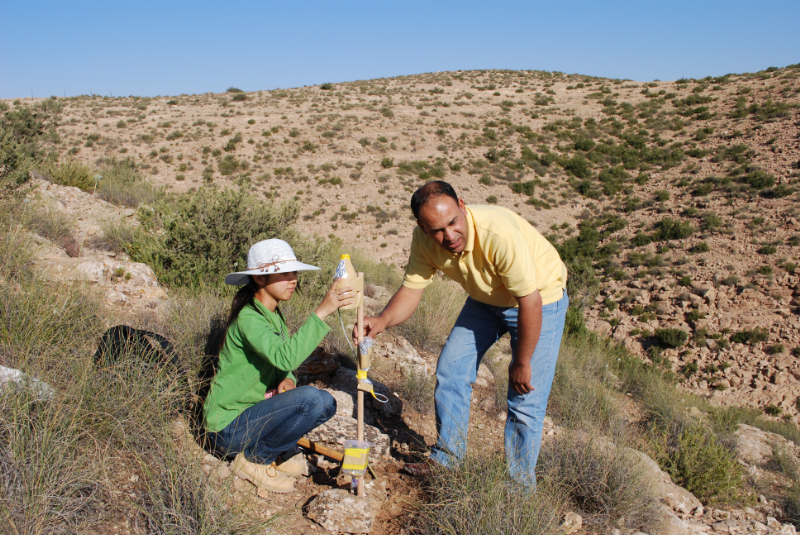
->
[356,285,425,340]
[508,290,543,395]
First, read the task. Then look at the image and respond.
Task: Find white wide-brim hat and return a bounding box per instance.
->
[224,239,320,286]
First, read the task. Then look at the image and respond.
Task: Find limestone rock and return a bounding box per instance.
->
[0,365,55,401]
[306,489,374,534]
[623,447,702,514]
[657,506,691,535]
[735,424,778,465]
[306,388,391,458]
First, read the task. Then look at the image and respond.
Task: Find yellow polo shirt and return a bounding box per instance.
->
[402,205,567,307]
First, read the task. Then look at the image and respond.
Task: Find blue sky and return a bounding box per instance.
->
[2,0,797,99]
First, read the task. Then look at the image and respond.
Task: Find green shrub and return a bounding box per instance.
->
[655,328,688,348]
[129,186,311,291]
[561,156,591,179]
[743,169,775,190]
[319,83,334,90]
[1,99,62,187]
[653,217,695,241]
[510,180,536,196]
[649,421,744,504]
[218,154,242,175]
[758,245,777,255]
[655,190,670,201]
[685,309,706,322]
[730,328,769,344]
[380,157,394,169]
[486,195,498,204]
[41,160,95,191]
[597,166,629,196]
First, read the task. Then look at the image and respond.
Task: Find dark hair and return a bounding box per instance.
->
[224,279,258,343]
[410,180,459,220]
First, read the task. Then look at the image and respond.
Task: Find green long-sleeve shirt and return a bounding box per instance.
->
[203,299,331,433]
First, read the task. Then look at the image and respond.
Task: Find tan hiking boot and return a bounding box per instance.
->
[231,453,295,493]
[275,454,307,478]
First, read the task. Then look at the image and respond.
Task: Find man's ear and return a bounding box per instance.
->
[458,198,467,213]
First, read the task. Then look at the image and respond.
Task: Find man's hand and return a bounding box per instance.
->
[511,290,542,395]
[356,316,388,341]
[277,378,295,394]
[352,285,424,343]
[508,360,533,395]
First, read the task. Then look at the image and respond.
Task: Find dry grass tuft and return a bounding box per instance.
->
[400,279,465,352]
[416,452,567,535]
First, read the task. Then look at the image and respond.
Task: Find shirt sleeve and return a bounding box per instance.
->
[239,312,331,373]
[492,229,539,298]
[402,228,437,290]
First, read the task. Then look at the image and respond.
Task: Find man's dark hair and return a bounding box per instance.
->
[410,181,459,220]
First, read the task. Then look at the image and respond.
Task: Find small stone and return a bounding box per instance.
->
[306,489,374,533]
[560,512,582,534]
[496,411,507,423]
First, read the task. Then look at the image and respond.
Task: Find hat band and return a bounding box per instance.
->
[255,258,297,273]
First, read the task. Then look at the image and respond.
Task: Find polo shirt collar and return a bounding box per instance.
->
[462,206,476,253]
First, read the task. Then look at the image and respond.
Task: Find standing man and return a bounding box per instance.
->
[360,181,568,485]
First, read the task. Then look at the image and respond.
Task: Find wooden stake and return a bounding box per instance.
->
[356,272,365,498]
[296,438,344,462]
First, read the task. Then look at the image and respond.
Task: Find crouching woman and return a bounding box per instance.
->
[203,239,353,493]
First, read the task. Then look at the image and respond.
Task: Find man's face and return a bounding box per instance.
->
[417,196,469,254]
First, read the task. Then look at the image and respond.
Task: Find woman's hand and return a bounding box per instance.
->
[314,281,355,320]
[277,378,295,394]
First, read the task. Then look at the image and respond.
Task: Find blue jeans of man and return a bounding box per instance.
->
[430,291,568,485]
[207,385,336,464]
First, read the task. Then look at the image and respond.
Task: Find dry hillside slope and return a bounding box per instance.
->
[7,64,800,418]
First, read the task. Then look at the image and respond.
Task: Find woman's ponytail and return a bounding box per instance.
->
[221,278,258,348]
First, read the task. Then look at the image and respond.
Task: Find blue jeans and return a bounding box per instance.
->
[207,385,336,464]
[431,291,568,485]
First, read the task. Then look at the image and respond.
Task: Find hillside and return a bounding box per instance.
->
[16,63,800,417]
[2,64,800,535]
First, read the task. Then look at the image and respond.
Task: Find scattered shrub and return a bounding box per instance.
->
[653,217,695,241]
[649,420,744,504]
[655,328,689,348]
[730,328,769,345]
[40,160,95,191]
